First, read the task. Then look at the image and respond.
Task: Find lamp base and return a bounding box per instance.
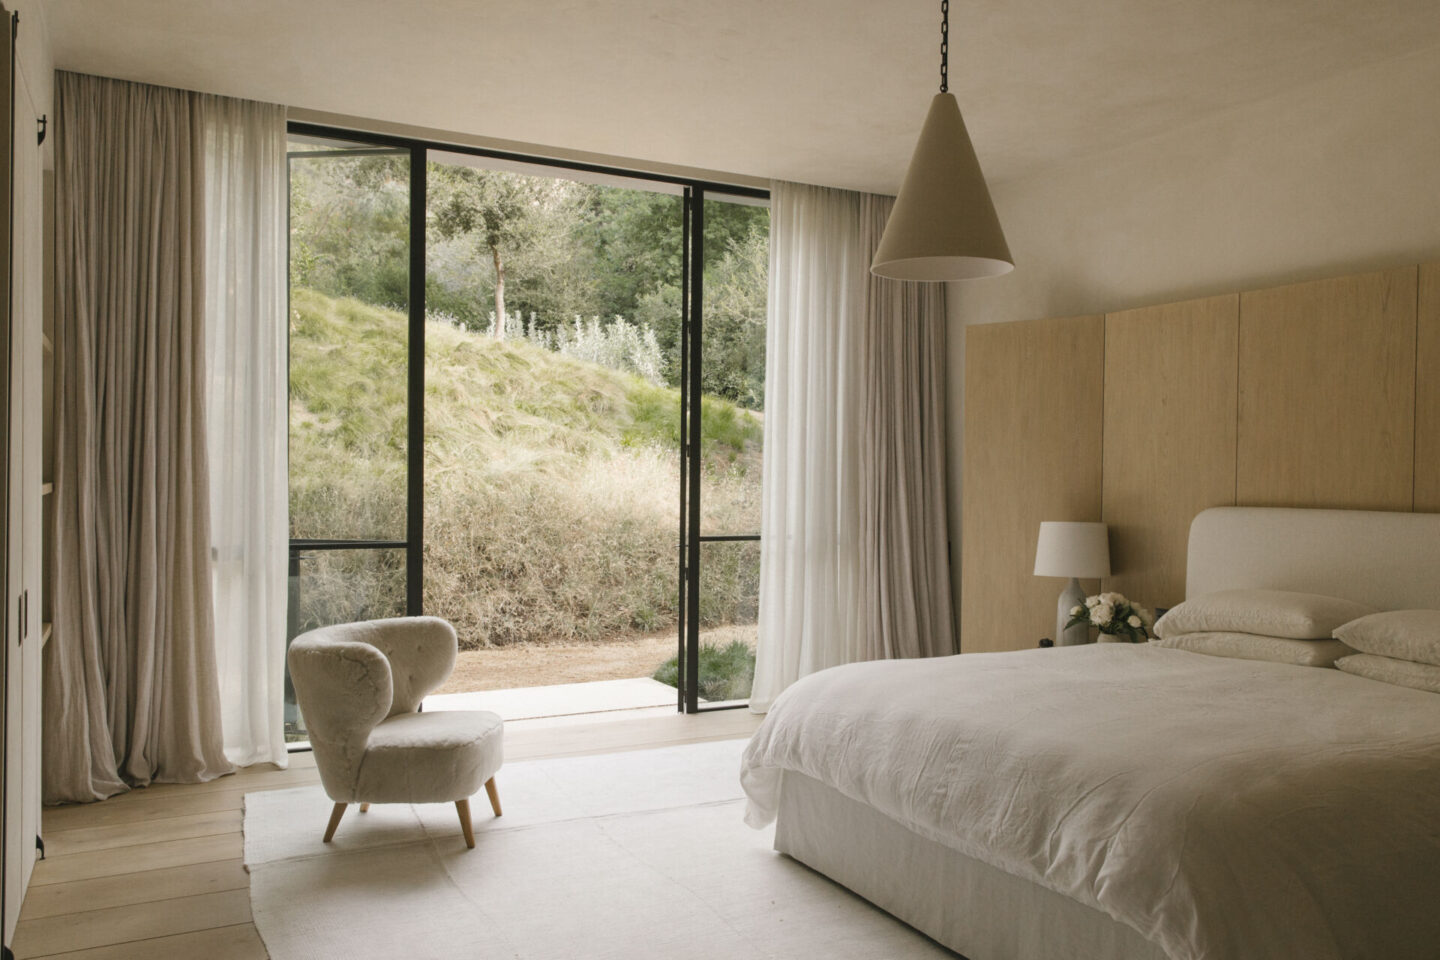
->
[1057,578,1090,646]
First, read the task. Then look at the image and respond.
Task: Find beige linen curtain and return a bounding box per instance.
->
[44,72,233,802]
[856,195,954,661]
[751,183,953,712]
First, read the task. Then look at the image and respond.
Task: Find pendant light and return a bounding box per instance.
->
[871,0,1012,282]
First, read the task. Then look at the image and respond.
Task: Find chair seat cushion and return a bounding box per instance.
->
[354,710,503,804]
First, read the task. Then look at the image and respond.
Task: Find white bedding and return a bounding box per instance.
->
[740,644,1440,960]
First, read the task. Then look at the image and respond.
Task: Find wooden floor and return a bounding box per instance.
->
[12,708,762,959]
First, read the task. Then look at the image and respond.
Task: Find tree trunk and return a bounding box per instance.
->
[491,244,506,340]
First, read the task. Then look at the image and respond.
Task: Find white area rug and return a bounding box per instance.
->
[245,739,955,959]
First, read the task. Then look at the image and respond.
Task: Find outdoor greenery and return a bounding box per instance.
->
[289,151,769,406]
[287,146,768,661]
[289,290,761,648]
[652,639,757,703]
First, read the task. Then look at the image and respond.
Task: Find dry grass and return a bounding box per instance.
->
[289,289,763,649]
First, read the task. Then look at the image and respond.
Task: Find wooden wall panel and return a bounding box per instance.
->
[1416,262,1440,512]
[1236,267,1417,511]
[1101,295,1239,612]
[961,316,1104,653]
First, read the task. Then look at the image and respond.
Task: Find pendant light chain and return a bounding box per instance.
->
[939,0,949,93]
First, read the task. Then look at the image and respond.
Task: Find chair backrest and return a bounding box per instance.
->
[287,617,459,800]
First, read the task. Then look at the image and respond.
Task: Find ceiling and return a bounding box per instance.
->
[45,0,1440,194]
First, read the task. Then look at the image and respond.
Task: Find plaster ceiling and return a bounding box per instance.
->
[44,0,1440,193]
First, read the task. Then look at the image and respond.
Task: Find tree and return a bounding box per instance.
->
[429,164,553,339]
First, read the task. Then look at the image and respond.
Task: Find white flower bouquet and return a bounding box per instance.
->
[1065,592,1154,642]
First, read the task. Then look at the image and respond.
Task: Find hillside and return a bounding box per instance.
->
[288,289,762,648]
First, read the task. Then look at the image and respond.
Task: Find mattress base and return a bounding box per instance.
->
[774,770,1168,960]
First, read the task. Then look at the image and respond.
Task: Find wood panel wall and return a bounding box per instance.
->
[962,263,1436,654]
[1416,262,1440,512]
[1236,267,1417,511]
[961,316,1104,653]
[1101,295,1238,611]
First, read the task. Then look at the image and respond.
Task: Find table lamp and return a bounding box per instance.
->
[1033,521,1111,646]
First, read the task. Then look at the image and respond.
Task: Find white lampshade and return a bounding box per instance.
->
[871,92,1013,282]
[1033,522,1111,579]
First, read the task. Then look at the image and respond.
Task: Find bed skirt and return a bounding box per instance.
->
[774,770,1169,960]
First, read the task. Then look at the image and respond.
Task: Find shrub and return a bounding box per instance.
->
[652,639,756,702]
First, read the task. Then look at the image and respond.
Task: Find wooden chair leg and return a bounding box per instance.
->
[456,798,475,849]
[484,776,502,817]
[323,802,348,843]
[359,803,370,813]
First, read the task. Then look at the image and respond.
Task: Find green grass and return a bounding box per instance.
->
[652,639,757,702]
[290,289,763,648]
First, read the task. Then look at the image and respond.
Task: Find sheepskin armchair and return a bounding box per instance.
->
[287,616,504,848]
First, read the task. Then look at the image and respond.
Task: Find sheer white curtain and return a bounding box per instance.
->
[751,183,867,712]
[750,183,954,713]
[203,95,289,767]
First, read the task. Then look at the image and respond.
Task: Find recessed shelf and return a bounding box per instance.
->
[41,482,53,496]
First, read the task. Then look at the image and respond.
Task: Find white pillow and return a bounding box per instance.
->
[1336,653,1440,694]
[1154,589,1375,640]
[1150,632,1353,667]
[1333,610,1440,667]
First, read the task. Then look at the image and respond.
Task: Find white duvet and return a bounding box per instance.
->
[740,644,1440,960]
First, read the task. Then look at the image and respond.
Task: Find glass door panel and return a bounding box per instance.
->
[422,149,686,684]
[693,540,760,704]
[698,194,768,537]
[288,134,411,542]
[680,191,770,710]
[286,133,413,741]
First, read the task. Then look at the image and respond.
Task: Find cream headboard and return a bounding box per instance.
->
[1186,507,1440,611]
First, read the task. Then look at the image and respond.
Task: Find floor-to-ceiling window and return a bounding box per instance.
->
[285,125,767,740]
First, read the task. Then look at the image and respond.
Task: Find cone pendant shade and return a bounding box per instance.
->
[871,93,1013,281]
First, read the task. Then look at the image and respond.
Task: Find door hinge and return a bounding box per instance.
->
[18,590,27,644]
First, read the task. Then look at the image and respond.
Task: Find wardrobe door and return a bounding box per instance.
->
[0,0,17,942]
[14,49,42,897]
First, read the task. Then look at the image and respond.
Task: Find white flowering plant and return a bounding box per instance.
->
[1065,592,1154,642]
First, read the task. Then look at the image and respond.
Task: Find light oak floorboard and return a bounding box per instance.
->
[43,811,240,858]
[20,923,267,960]
[19,710,761,959]
[14,891,250,956]
[30,835,243,887]
[19,860,249,920]
[40,791,249,831]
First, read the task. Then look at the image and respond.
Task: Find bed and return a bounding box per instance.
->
[740,507,1440,960]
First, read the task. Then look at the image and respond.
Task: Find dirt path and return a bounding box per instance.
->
[438,625,757,694]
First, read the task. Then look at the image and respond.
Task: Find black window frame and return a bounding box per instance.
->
[285,120,768,718]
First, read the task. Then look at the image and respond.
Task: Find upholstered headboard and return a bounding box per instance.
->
[1186,507,1440,611]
